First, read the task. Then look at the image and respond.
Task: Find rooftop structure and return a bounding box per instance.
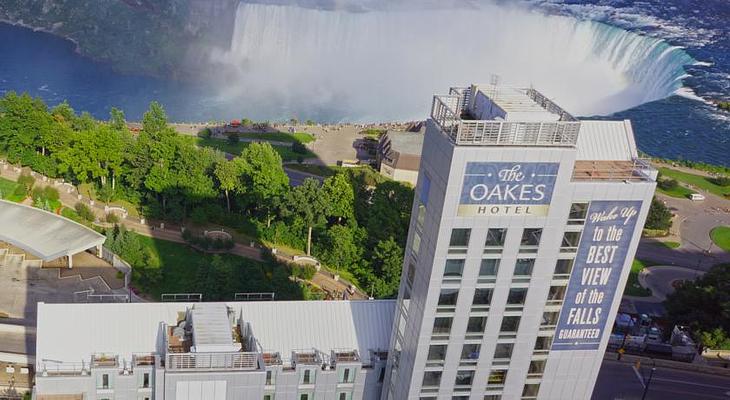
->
[0,199,105,265]
[377,130,425,185]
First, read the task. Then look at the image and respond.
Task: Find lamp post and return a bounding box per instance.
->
[641,359,656,400]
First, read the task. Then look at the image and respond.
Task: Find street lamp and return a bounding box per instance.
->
[640,359,657,400]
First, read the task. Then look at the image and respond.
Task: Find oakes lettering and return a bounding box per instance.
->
[458,162,558,217]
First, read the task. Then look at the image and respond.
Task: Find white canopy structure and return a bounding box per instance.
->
[0,199,105,266]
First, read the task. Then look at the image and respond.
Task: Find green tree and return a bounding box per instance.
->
[665,263,730,345]
[238,143,289,224]
[366,180,414,247]
[214,159,242,212]
[109,107,127,131]
[317,224,364,272]
[321,173,355,222]
[281,178,327,255]
[370,237,404,298]
[645,197,673,231]
[142,101,169,136]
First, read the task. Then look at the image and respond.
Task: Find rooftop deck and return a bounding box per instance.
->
[431,86,581,147]
[572,159,656,182]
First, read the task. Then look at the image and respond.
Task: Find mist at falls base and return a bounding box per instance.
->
[207,2,694,122]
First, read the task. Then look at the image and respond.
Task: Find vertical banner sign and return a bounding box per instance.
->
[552,200,642,351]
[458,162,559,217]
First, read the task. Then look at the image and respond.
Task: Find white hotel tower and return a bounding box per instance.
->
[382,85,657,400]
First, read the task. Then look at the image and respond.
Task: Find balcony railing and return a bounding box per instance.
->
[430,89,581,147]
[572,158,656,182]
[166,352,260,371]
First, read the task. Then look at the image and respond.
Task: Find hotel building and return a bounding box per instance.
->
[381,85,656,400]
[31,84,655,400]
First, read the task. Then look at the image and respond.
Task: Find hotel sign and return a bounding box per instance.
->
[552,200,642,351]
[458,162,559,217]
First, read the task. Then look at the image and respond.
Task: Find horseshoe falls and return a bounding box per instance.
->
[212,2,696,121]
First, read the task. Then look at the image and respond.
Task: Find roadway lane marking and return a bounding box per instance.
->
[632,365,645,388]
[651,377,730,391]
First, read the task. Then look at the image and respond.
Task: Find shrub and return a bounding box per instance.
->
[106,212,121,224]
[645,197,673,231]
[710,176,730,187]
[292,141,307,154]
[75,202,96,222]
[16,173,35,193]
[228,132,240,145]
[43,186,60,202]
[197,128,212,139]
[658,178,679,191]
[290,264,317,280]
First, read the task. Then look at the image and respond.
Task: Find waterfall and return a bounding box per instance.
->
[210,2,695,121]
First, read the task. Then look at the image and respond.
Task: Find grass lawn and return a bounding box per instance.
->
[238,132,315,144]
[710,226,730,252]
[285,164,339,177]
[128,233,304,300]
[624,259,653,297]
[658,241,681,249]
[658,167,730,198]
[656,181,695,199]
[0,177,25,202]
[195,137,315,161]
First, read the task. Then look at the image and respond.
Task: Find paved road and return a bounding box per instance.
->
[284,168,324,187]
[593,359,730,399]
[639,266,705,301]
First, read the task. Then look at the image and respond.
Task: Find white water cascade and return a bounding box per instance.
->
[210,2,695,121]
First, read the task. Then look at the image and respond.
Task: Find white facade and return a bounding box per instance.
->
[382,85,656,400]
[34,300,395,400]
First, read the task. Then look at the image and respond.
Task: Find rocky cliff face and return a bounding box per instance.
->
[0,0,240,78]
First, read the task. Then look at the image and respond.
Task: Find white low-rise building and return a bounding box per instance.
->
[34,300,395,400]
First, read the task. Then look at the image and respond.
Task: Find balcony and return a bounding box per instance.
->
[332,349,360,364]
[572,159,657,182]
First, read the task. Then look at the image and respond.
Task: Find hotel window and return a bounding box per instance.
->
[553,259,574,279]
[540,311,560,330]
[264,395,274,400]
[417,203,427,229]
[472,288,493,311]
[568,203,589,225]
[432,317,453,338]
[266,370,274,385]
[527,360,546,378]
[454,370,475,387]
[338,392,353,400]
[422,371,442,388]
[522,383,541,399]
[478,259,499,283]
[443,259,465,282]
[301,369,315,385]
[484,396,502,400]
[412,231,422,257]
[484,228,507,253]
[98,373,111,389]
[340,367,355,383]
[438,288,459,312]
[546,285,567,305]
[427,345,447,366]
[466,317,487,338]
[493,343,514,364]
[499,316,521,337]
[561,231,581,253]
[487,370,507,388]
[506,288,528,311]
[460,343,481,364]
[142,372,150,388]
[520,228,542,252]
[407,261,416,287]
[449,228,471,254]
[299,393,313,400]
[534,336,553,354]
[513,258,535,282]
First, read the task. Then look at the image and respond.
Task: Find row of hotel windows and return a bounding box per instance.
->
[436,280,568,316]
[448,227,582,255]
[420,368,542,399]
[443,257,574,284]
[431,307,561,340]
[426,335,553,367]
[264,393,352,400]
[265,367,357,386]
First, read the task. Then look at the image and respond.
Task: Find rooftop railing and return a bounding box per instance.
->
[572,158,657,182]
[332,349,360,364]
[431,88,581,147]
[166,351,261,372]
